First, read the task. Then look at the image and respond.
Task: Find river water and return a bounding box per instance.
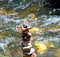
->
[0,14,60,57]
[0,2,60,57]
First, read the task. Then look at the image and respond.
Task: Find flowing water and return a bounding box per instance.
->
[0,1,60,57]
[0,14,60,57]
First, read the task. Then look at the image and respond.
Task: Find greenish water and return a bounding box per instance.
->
[0,14,60,57]
[0,1,60,57]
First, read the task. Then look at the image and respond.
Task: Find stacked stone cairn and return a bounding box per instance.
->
[21,25,35,57]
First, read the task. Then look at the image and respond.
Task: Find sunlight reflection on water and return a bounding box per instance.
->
[0,14,60,57]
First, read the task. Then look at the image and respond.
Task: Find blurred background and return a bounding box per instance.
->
[0,0,60,57]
